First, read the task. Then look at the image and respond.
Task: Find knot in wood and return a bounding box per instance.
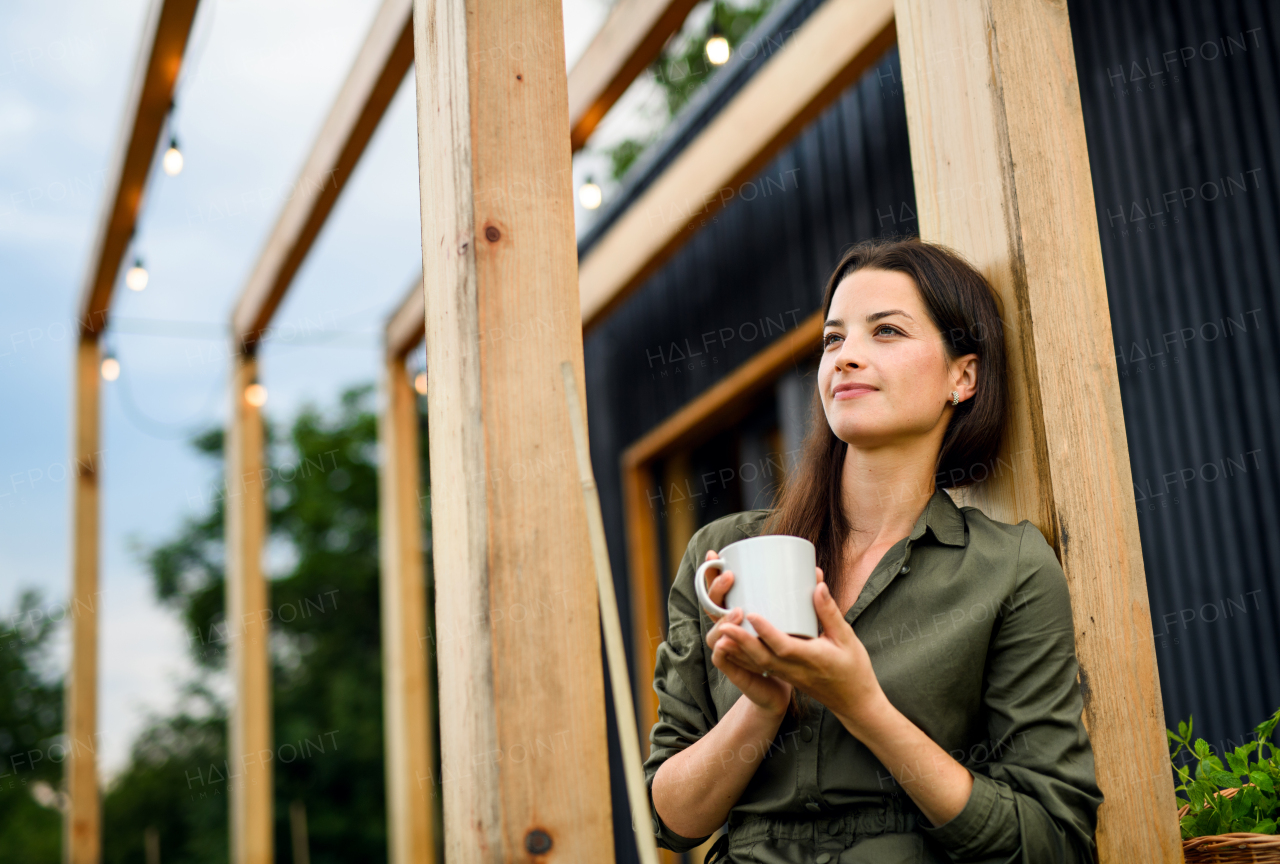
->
[524,828,552,854]
[485,225,501,243]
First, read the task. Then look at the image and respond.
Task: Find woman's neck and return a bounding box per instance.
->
[838,438,940,553]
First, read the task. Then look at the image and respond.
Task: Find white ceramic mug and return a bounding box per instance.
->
[694,535,819,638]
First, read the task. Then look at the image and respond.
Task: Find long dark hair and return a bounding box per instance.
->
[763,237,1008,717]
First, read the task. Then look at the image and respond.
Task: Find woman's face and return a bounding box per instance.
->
[818,268,977,450]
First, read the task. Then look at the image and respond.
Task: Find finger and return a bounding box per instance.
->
[705,608,743,648]
[705,549,718,561]
[812,582,848,643]
[815,566,825,584]
[708,570,735,606]
[721,619,783,672]
[715,633,768,677]
[743,612,796,659]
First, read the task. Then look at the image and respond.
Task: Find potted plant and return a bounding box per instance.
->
[1168,706,1280,863]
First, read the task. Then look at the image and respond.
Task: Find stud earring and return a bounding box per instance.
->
[950,391,960,405]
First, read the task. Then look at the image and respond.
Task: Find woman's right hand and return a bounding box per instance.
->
[701,550,793,717]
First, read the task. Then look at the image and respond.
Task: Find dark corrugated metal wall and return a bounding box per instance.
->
[1068,0,1280,750]
[587,2,1280,860]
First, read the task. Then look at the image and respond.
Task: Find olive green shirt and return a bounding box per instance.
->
[643,489,1102,863]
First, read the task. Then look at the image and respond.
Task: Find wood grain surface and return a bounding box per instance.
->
[411,0,614,858]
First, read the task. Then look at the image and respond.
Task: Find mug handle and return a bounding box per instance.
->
[695,557,733,619]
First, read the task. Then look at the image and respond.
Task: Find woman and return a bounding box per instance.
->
[643,238,1102,864]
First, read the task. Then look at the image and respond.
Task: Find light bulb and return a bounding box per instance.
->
[244,383,268,407]
[101,357,120,381]
[125,259,148,292]
[413,371,428,395]
[706,35,730,66]
[578,181,602,210]
[162,138,184,176]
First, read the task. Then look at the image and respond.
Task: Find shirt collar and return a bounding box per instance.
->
[907,488,967,547]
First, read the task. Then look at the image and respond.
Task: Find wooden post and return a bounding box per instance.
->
[377,351,437,864]
[224,353,273,864]
[893,1,1181,861]
[66,336,102,864]
[410,0,614,858]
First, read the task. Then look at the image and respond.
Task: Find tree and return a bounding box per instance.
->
[605,0,777,180]
[0,591,65,862]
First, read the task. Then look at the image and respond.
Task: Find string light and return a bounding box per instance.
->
[125,258,149,292]
[578,177,602,210]
[101,355,120,381]
[705,25,730,66]
[413,371,428,395]
[244,383,268,407]
[162,136,184,176]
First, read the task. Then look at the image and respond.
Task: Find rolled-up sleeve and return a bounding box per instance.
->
[642,544,719,852]
[923,523,1104,863]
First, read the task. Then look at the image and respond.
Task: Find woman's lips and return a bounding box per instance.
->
[833,384,877,400]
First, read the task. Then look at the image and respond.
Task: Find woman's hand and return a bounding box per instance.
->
[715,568,886,730]
[700,550,793,718]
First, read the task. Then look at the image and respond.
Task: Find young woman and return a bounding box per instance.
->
[644,238,1102,864]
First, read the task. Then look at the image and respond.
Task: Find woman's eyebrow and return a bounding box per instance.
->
[823,318,844,329]
[866,309,914,323]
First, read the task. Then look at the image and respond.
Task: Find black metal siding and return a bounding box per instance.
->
[1068,0,1280,750]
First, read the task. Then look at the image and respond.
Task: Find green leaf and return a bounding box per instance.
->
[1251,771,1275,793]
[1255,819,1277,835]
[1179,720,1190,739]
[1227,751,1249,775]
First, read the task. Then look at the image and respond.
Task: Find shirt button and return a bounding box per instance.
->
[899,564,910,574]
[816,854,832,864]
[805,799,821,813]
[828,821,842,835]
[800,726,813,743]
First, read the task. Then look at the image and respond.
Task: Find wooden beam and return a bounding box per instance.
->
[378,354,437,864]
[65,337,102,864]
[225,354,273,864]
[578,0,896,329]
[386,276,426,360]
[893,1,1181,861]
[77,0,201,337]
[232,0,414,349]
[410,0,613,857]
[567,0,699,151]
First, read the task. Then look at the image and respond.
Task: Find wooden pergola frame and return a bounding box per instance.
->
[70,0,1184,861]
[68,1,202,861]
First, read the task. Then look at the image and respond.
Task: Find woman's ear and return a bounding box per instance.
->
[953,354,979,402]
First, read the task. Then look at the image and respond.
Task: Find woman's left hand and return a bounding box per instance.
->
[715,570,885,729]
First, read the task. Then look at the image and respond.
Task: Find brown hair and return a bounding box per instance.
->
[762,237,1007,718]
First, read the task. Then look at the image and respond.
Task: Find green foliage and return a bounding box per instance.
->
[606,138,649,182]
[101,705,227,864]
[651,0,775,116]
[1168,706,1280,838]
[605,0,775,182]
[0,592,64,862]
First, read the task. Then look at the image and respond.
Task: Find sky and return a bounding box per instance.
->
[0,0,627,779]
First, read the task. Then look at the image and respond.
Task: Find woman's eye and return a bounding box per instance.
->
[823,332,842,347]
[875,325,899,337]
